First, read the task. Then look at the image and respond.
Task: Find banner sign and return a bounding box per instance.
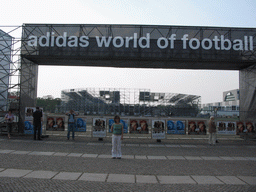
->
[129,119,149,134]
[21,24,256,70]
[152,120,166,139]
[167,120,186,134]
[92,118,106,137]
[109,119,128,133]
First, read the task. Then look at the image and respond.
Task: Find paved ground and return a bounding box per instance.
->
[0,134,255,191]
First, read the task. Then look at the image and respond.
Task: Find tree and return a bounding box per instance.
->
[36,97,61,113]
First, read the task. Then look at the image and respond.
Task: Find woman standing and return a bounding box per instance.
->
[5,109,14,139]
[111,115,123,159]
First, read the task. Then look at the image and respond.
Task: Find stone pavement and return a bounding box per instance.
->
[0,135,255,191]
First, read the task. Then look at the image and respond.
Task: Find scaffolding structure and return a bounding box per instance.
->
[0,26,22,121]
[60,88,201,117]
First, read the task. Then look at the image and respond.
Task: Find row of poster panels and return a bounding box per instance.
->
[46,117,86,132]
[218,121,255,135]
[25,109,255,138]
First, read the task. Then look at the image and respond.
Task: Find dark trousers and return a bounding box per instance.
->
[34,123,41,140]
[67,123,75,139]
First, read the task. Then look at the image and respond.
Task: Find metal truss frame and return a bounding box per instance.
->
[0,26,22,119]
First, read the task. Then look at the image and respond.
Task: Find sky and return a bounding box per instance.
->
[1,0,256,104]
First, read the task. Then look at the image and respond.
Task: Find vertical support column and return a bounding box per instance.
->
[19,57,38,132]
[239,65,256,121]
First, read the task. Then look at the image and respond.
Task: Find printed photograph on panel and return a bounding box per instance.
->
[176,121,186,134]
[46,117,56,131]
[129,119,149,134]
[246,122,255,134]
[152,120,165,139]
[236,121,245,135]
[197,121,207,135]
[25,107,35,121]
[24,120,34,134]
[56,117,65,131]
[226,122,236,134]
[75,117,86,132]
[188,121,197,135]
[167,120,175,134]
[92,118,106,137]
[217,122,227,134]
[167,120,185,134]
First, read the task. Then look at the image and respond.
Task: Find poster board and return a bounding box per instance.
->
[167,120,186,134]
[92,118,106,137]
[152,120,166,139]
[245,122,255,135]
[75,117,86,132]
[129,119,149,134]
[46,117,65,131]
[217,121,236,135]
[188,120,207,135]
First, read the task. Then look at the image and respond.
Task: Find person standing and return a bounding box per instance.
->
[110,115,123,159]
[66,110,78,140]
[33,107,43,140]
[5,109,14,139]
[208,116,217,145]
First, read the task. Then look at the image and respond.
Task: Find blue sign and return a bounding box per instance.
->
[167,120,185,134]
[75,118,86,132]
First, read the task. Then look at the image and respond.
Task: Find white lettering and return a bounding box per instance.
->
[51,32,55,47]
[221,35,231,50]
[189,38,200,49]
[250,36,253,51]
[201,38,212,50]
[168,34,176,49]
[181,34,189,49]
[96,36,112,47]
[213,36,220,50]
[68,36,78,47]
[138,33,150,48]
[27,35,37,46]
[244,36,248,51]
[56,32,67,47]
[133,33,137,48]
[157,37,168,49]
[125,36,133,48]
[38,32,50,47]
[113,36,124,48]
[26,32,253,52]
[79,36,89,47]
[233,39,243,50]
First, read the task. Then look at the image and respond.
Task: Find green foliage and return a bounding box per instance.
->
[36,97,61,113]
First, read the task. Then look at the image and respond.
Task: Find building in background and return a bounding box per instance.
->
[60,88,201,117]
[201,89,239,118]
